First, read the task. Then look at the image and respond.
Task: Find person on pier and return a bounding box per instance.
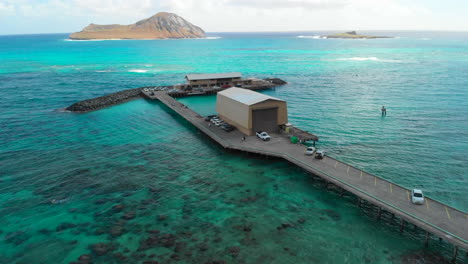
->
[381,106,387,116]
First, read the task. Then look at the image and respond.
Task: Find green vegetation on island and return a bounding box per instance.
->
[325,31,392,39]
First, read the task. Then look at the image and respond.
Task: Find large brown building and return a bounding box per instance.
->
[216,88,288,135]
[185,72,242,87]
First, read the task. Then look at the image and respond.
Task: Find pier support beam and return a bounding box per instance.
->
[377,207,382,220]
[424,232,430,248]
[357,198,362,208]
[400,219,405,233]
[451,246,458,263]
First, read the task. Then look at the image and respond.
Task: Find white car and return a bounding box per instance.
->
[256,131,271,141]
[305,147,316,155]
[411,189,425,205]
[315,150,325,159]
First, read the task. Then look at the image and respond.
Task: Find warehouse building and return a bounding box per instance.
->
[216,88,288,135]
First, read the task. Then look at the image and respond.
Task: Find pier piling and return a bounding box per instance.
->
[452,246,458,263]
[400,219,405,233]
[425,231,430,248]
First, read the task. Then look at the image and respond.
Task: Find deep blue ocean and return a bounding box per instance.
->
[0,31,467,263]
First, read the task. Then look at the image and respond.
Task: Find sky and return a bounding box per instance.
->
[0,0,467,35]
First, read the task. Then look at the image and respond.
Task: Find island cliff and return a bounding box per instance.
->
[325,31,391,39]
[69,12,205,40]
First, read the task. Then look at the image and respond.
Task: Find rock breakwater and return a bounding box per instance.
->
[66,87,144,112]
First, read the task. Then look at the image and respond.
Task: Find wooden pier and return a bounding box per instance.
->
[145,91,468,257]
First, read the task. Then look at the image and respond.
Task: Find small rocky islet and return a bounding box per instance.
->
[69,12,205,40]
[325,31,392,39]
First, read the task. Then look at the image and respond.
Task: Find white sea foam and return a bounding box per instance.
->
[336,57,402,63]
[64,39,106,42]
[169,36,222,40]
[297,35,326,39]
[55,108,71,113]
[95,70,113,73]
[128,69,148,73]
[64,38,154,41]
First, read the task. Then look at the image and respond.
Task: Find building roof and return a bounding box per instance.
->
[186,72,242,81]
[218,87,285,106]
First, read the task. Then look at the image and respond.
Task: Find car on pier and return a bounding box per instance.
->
[305,147,316,156]
[256,131,271,141]
[411,189,425,205]
[221,124,235,132]
[314,150,325,159]
[211,119,224,126]
[204,115,217,121]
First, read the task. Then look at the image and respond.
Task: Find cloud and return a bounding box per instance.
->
[0,2,15,17]
[227,0,349,10]
[0,0,465,34]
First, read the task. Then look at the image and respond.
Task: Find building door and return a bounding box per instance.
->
[252,108,278,133]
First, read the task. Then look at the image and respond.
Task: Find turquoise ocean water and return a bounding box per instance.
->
[0,32,467,263]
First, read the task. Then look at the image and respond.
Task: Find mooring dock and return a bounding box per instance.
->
[146,91,467,257]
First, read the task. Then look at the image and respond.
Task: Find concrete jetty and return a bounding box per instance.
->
[146,91,468,258]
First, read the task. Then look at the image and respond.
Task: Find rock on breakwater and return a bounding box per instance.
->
[66,87,144,112]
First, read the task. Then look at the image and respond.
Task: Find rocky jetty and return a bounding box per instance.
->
[325,31,391,39]
[70,12,205,40]
[66,77,287,112]
[264,78,288,85]
[65,87,144,112]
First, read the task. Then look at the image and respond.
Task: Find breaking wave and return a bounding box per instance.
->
[128,69,148,73]
[336,57,402,62]
[64,39,107,42]
[297,35,326,39]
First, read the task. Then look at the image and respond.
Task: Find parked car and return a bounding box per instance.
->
[305,147,316,155]
[314,150,325,159]
[256,131,271,141]
[205,115,217,121]
[221,124,235,132]
[411,189,425,205]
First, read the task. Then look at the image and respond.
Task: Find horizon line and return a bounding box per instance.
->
[1,29,468,37]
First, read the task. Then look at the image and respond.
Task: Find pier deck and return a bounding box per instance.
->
[146,91,468,252]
